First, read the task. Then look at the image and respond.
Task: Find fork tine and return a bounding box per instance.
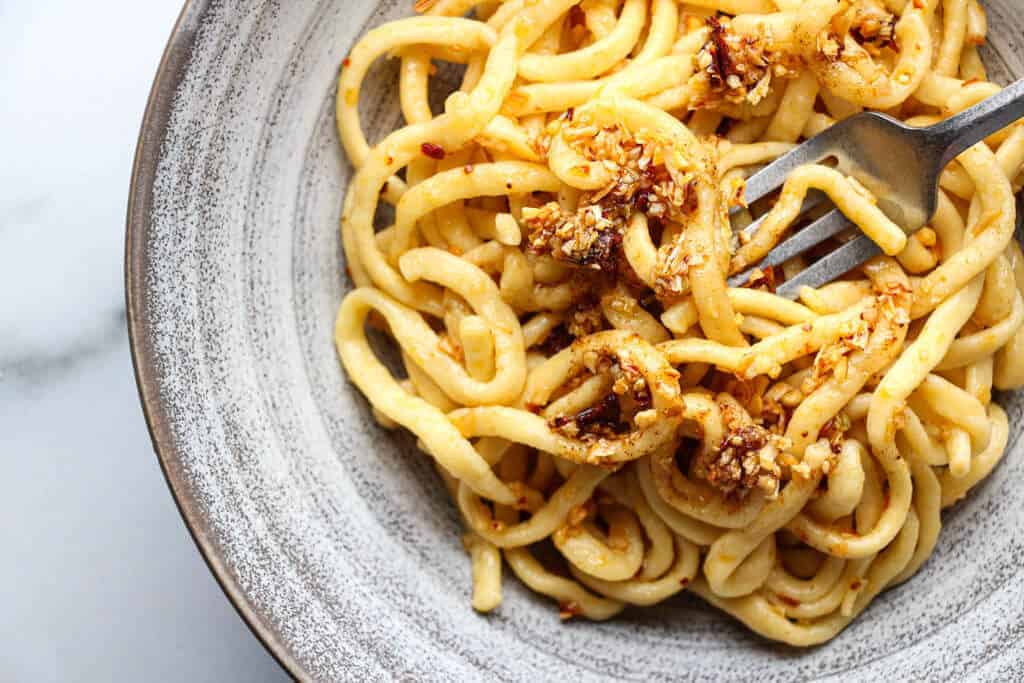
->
[741,130,839,206]
[736,190,828,240]
[774,234,881,300]
[729,208,853,287]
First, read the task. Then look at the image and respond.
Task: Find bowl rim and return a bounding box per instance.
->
[124,0,298,678]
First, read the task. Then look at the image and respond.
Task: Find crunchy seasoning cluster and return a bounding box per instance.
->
[549,393,626,439]
[524,113,700,275]
[819,0,897,61]
[692,16,802,108]
[522,201,627,273]
[653,231,697,298]
[804,315,872,394]
[548,352,653,441]
[700,424,783,500]
[848,0,897,47]
[805,278,909,399]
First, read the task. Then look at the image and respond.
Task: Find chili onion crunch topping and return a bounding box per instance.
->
[849,0,896,45]
[804,316,872,393]
[819,0,898,63]
[525,115,703,276]
[692,16,802,109]
[701,424,783,500]
[567,300,606,339]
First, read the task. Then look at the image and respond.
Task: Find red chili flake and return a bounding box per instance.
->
[778,594,801,607]
[566,107,575,121]
[552,394,623,433]
[567,5,585,28]
[680,577,690,587]
[706,16,739,89]
[342,57,351,68]
[850,580,863,590]
[421,142,446,160]
[580,228,623,273]
[559,601,582,620]
[743,265,776,292]
[681,179,699,214]
[463,164,474,174]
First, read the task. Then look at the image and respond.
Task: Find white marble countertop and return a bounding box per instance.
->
[1,2,285,680]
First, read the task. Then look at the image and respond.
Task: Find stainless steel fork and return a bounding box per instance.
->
[728,79,1024,299]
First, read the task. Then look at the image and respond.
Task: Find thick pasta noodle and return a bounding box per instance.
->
[332,0,1024,645]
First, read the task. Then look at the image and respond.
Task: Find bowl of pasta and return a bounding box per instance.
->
[127,0,1024,679]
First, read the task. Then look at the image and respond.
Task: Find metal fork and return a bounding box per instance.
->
[728,79,1024,299]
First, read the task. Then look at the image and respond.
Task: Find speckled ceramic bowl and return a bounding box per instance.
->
[126,2,1024,680]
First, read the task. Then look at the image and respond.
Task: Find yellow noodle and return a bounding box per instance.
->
[329,0,1020,644]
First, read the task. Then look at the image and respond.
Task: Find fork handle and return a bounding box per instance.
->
[931,78,1024,167]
